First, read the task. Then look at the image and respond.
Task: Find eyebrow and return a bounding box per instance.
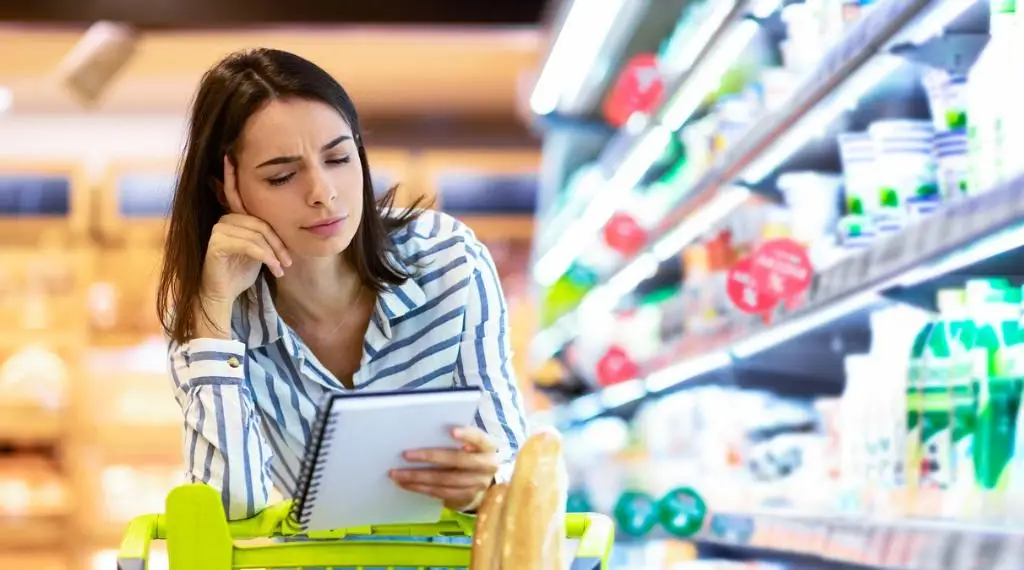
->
[255,134,353,168]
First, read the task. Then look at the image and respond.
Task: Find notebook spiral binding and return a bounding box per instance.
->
[290,402,341,529]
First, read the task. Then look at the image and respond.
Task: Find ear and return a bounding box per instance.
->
[212,176,229,210]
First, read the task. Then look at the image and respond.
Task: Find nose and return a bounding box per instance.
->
[306,167,337,207]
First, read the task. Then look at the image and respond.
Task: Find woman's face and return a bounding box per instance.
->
[233,97,363,259]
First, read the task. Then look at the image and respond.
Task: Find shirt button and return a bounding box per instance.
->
[227,356,241,368]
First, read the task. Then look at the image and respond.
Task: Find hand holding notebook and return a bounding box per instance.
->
[389,423,500,512]
[290,386,484,531]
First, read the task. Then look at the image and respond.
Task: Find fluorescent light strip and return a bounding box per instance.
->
[742,55,903,184]
[652,187,752,259]
[532,125,672,286]
[600,379,647,409]
[529,311,579,366]
[568,393,605,424]
[530,0,630,116]
[645,350,732,392]
[660,18,761,130]
[899,0,978,45]
[749,0,783,18]
[665,0,741,76]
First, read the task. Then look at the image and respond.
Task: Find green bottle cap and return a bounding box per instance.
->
[658,487,708,538]
[612,491,659,538]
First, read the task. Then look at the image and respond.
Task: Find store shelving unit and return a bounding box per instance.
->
[698,509,1024,570]
[528,0,1021,568]
[532,0,978,364]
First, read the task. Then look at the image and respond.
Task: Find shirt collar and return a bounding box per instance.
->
[239,255,426,349]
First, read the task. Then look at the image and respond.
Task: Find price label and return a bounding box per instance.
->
[976,534,1006,568]
[832,523,860,562]
[944,199,977,245]
[939,531,964,570]
[884,531,909,568]
[726,239,813,315]
[866,527,893,566]
[993,533,1024,570]
[820,259,850,300]
[951,531,983,569]
[1009,176,1024,218]
[811,522,831,557]
[726,256,776,314]
[916,530,953,570]
[917,214,949,258]
[868,232,908,282]
[974,190,1005,233]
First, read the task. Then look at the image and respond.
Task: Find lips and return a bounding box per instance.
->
[302,215,347,238]
[303,216,346,229]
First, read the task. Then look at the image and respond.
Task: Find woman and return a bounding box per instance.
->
[156,47,528,532]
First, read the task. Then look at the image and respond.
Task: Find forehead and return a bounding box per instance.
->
[238,97,353,157]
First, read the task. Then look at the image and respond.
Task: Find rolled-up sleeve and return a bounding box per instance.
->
[455,238,529,484]
[167,338,274,520]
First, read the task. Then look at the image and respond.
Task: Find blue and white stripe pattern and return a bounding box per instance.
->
[167,209,529,521]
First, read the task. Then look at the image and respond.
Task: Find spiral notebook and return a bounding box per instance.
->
[290,386,483,532]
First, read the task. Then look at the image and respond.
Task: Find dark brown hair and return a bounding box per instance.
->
[157,48,421,345]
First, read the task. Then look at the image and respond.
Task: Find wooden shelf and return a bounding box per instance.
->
[0,404,64,445]
[85,423,179,460]
[0,516,68,548]
[0,550,69,570]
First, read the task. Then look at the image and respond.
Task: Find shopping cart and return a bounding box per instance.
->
[117,483,614,569]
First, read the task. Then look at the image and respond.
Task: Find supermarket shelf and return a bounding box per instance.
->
[544,173,1024,428]
[532,0,976,362]
[531,0,752,284]
[0,517,68,549]
[84,424,180,460]
[699,509,1024,570]
[0,405,64,445]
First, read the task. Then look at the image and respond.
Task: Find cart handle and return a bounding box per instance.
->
[118,484,612,569]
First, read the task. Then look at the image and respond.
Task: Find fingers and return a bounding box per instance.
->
[210,224,284,277]
[390,468,489,511]
[389,468,483,489]
[222,156,247,215]
[451,426,496,453]
[403,447,497,473]
[219,214,293,268]
[399,483,481,510]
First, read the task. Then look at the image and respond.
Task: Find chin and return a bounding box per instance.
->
[292,233,354,258]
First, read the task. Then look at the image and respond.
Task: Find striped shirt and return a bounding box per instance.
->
[167,210,529,520]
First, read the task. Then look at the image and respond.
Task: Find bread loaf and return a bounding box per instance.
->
[500,429,567,570]
[470,482,508,570]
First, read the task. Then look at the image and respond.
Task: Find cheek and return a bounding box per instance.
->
[239,186,291,231]
[333,165,364,208]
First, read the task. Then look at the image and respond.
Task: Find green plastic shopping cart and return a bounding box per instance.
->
[117,483,614,569]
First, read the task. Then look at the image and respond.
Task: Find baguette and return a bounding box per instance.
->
[501,429,567,570]
[470,482,509,570]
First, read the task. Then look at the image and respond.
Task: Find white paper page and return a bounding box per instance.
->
[301,388,482,531]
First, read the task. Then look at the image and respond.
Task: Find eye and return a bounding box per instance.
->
[326,155,352,166]
[267,173,295,187]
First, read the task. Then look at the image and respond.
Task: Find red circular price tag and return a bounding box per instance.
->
[748,238,813,299]
[603,212,648,256]
[602,53,665,128]
[596,345,639,387]
[726,239,814,315]
[725,256,776,314]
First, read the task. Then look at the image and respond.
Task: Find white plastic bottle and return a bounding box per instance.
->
[966,0,1021,192]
